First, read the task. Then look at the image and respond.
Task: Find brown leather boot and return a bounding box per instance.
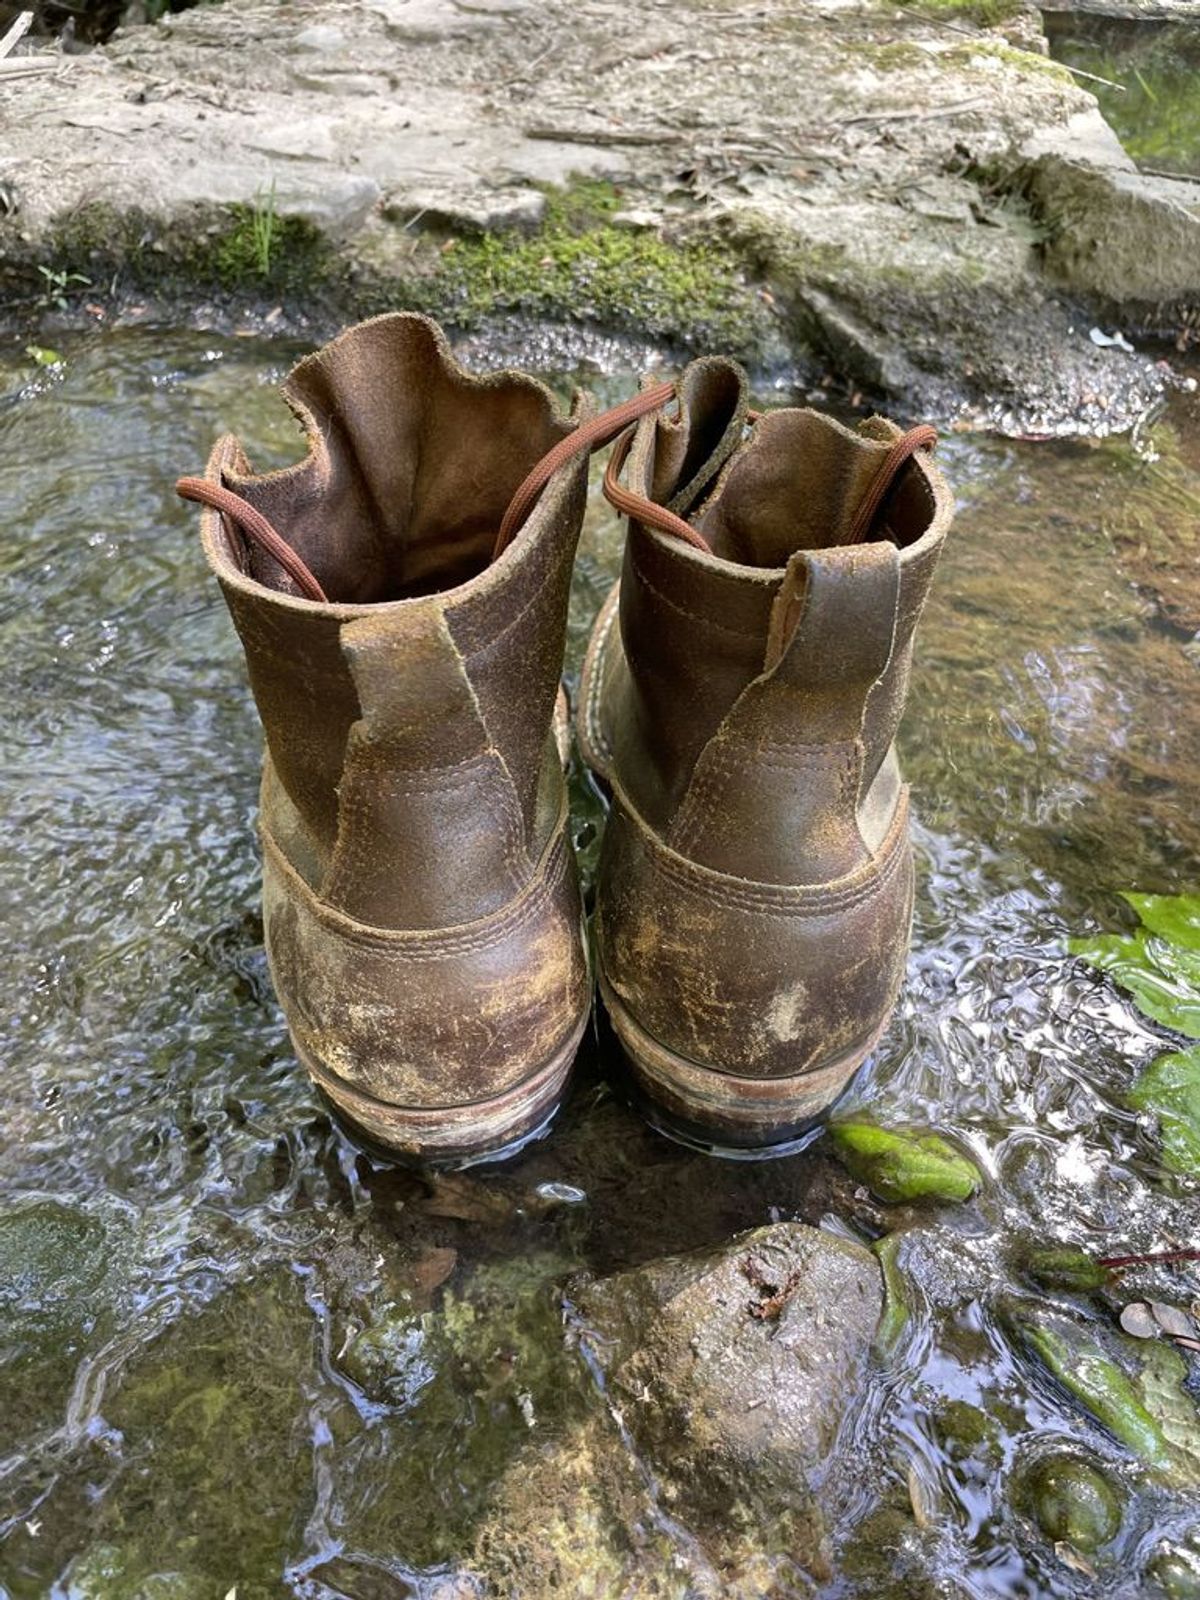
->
[176,314,666,1165]
[578,360,953,1153]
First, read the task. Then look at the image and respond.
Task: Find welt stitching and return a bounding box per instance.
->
[625,805,909,915]
[264,827,567,956]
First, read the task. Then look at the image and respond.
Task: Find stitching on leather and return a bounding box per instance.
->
[654,816,906,915]
[671,738,734,855]
[263,824,570,957]
[447,535,572,657]
[331,757,527,899]
[615,793,909,915]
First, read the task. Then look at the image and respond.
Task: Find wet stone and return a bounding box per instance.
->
[571,1222,881,1573]
[1149,1545,1200,1600]
[0,1199,128,1449]
[1019,1450,1124,1552]
[0,1199,115,1345]
[71,1270,320,1596]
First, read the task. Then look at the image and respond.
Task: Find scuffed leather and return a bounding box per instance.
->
[597,791,914,1080]
[194,315,592,1127]
[583,358,953,1096]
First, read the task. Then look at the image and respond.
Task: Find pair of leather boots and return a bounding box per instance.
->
[178,314,952,1166]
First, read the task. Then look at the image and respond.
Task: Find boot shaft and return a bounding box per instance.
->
[195,314,589,930]
[609,364,952,885]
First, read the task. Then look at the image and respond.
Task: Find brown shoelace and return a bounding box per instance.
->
[175,475,333,602]
[603,416,938,553]
[175,381,677,605]
[176,388,935,602]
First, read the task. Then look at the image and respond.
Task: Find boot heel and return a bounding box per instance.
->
[299,1009,589,1169]
[598,970,878,1158]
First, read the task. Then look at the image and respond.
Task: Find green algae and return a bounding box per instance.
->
[872,1232,912,1352]
[1020,1451,1123,1553]
[1022,1246,1109,1294]
[828,1121,981,1204]
[1010,1307,1200,1487]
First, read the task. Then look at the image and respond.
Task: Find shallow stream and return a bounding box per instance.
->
[0,323,1198,1597]
[1047,12,1200,179]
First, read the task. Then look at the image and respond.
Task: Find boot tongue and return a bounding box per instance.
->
[693,411,903,568]
[631,356,750,519]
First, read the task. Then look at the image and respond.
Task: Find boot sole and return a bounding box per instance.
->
[598,969,881,1157]
[296,1007,589,1169]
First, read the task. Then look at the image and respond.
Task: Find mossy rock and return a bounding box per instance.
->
[1018,1450,1124,1552]
[1148,1545,1200,1600]
[828,1120,981,1204]
[88,1269,319,1596]
[1021,1245,1108,1293]
[331,1252,596,1571]
[0,1198,128,1441]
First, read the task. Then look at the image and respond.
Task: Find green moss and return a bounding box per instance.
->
[24,200,336,303]
[401,179,764,351]
[944,38,1075,84]
[896,0,1022,25]
[5,176,771,357]
[331,1252,599,1570]
[1020,1452,1124,1552]
[843,37,928,71]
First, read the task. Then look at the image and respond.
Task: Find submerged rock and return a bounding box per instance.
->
[1149,1544,1200,1600]
[1007,1302,1200,1487]
[1022,1245,1109,1293]
[1018,1450,1124,1552]
[464,1223,882,1596]
[574,1223,881,1572]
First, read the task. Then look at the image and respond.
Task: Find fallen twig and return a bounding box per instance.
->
[0,57,58,78]
[890,7,1124,91]
[523,122,683,148]
[1054,61,1127,93]
[1138,165,1200,185]
[843,97,989,126]
[1099,1248,1200,1271]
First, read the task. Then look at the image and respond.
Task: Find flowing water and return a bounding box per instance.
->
[1,322,1199,1599]
[1046,13,1200,180]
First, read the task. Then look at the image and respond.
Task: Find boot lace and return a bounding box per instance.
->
[176,386,934,603]
[175,382,675,604]
[602,417,937,553]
